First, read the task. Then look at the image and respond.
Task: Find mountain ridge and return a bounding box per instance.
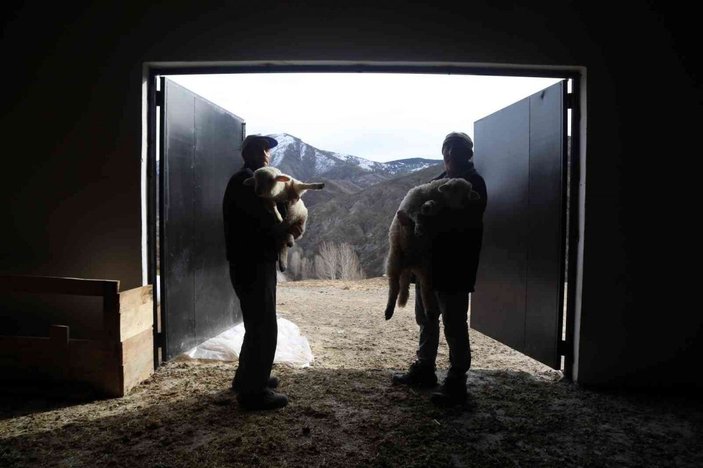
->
[259,132,444,278]
[267,132,439,180]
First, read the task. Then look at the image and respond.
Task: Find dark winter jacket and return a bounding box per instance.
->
[222,166,287,265]
[426,163,487,293]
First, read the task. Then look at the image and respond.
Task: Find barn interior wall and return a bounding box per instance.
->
[1,2,699,390]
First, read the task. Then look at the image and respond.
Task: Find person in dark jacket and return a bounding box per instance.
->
[223,134,302,411]
[392,131,487,406]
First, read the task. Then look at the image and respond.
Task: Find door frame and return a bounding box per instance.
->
[143,62,585,378]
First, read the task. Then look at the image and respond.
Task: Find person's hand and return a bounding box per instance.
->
[288,223,303,239]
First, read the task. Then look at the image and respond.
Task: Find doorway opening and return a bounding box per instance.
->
[144,63,583,380]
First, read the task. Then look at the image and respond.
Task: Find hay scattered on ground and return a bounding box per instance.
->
[1,278,701,467]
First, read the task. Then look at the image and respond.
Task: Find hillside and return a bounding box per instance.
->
[296,163,444,277]
[259,132,444,277]
[267,133,439,208]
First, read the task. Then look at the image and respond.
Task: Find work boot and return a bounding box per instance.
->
[430,373,468,406]
[237,388,288,411]
[231,376,279,393]
[391,361,438,388]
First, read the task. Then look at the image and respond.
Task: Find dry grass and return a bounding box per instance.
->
[1,278,701,467]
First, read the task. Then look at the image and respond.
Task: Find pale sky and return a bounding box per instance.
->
[167,73,563,163]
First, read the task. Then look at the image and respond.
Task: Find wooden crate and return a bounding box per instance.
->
[0,275,154,397]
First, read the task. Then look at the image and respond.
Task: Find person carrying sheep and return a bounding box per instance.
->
[222,134,302,411]
[391,131,487,407]
[242,166,324,273]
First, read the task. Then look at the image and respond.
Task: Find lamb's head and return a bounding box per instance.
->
[396,210,416,231]
[413,180,480,236]
[397,205,438,240]
[438,178,480,209]
[243,166,291,199]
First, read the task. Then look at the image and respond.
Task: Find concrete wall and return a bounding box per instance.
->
[1,1,699,390]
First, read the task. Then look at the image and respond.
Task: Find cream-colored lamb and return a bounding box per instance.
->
[384,178,480,320]
[244,166,324,272]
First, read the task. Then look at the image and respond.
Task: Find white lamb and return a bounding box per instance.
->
[384,178,480,320]
[243,166,325,272]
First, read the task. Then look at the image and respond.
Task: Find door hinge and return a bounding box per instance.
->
[155,332,164,348]
[156,90,164,107]
[558,340,569,356]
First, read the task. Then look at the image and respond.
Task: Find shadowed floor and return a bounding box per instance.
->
[1,278,701,467]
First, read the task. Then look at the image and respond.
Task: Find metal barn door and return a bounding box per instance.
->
[159,77,245,361]
[471,80,567,369]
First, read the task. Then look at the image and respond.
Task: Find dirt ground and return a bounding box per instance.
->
[1,277,702,467]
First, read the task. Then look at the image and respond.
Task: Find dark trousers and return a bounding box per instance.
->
[415,284,471,376]
[229,260,278,395]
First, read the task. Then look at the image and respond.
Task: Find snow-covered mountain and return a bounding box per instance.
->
[267,133,440,188]
[248,133,445,277]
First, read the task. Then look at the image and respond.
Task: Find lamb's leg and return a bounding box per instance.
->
[268,200,283,222]
[288,219,306,247]
[384,250,402,320]
[277,219,294,272]
[278,244,289,272]
[385,273,400,320]
[397,270,412,307]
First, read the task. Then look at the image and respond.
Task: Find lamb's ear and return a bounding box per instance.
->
[243,177,255,186]
[437,179,456,193]
[275,175,291,182]
[397,210,415,228]
[468,190,480,201]
[420,200,439,216]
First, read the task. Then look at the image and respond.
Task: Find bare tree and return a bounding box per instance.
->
[312,241,365,280]
[314,254,331,279]
[315,241,339,279]
[338,242,365,280]
[288,249,302,280]
[301,256,314,279]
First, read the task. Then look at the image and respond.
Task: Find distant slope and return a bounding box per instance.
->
[296,163,445,277]
[267,133,440,208]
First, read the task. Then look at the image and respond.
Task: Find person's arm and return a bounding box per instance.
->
[425,202,484,292]
[229,181,291,250]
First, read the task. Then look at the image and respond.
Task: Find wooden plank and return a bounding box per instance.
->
[0,275,120,297]
[48,325,70,380]
[68,339,114,390]
[0,283,156,398]
[119,285,153,311]
[119,285,154,341]
[123,358,153,393]
[0,336,54,380]
[102,281,121,343]
[121,328,154,394]
[122,328,153,365]
[120,301,154,341]
[0,336,55,360]
[123,349,154,393]
[96,344,124,398]
[0,335,122,396]
[49,324,69,344]
[68,339,124,397]
[0,333,76,382]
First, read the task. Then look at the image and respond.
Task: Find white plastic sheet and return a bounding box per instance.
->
[182,315,314,367]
